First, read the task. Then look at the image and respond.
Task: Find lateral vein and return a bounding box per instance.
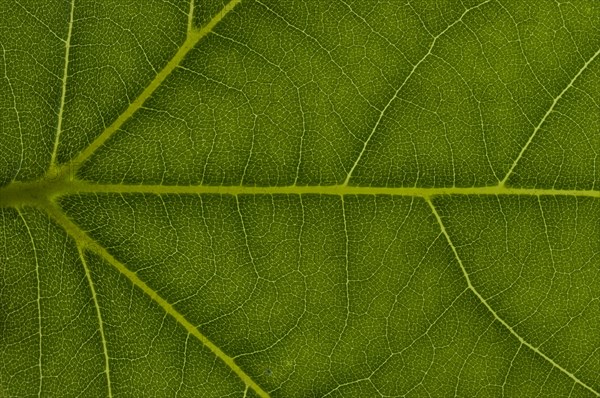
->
[187,0,195,33]
[343,0,493,185]
[50,0,76,168]
[501,45,600,185]
[41,200,270,398]
[426,198,600,397]
[78,246,113,398]
[67,0,242,171]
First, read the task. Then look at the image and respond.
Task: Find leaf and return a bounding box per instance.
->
[1,0,599,397]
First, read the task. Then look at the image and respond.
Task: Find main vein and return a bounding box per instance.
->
[426,198,600,396]
[1,180,599,209]
[41,200,270,398]
[500,45,600,185]
[49,0,76,168]
[67,0,242,172]
[51,182,600,199]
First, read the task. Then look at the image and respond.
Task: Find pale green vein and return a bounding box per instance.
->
[343,0,493,186]
[235,194,260,304]
[426,198,600,397]
[175,333,190,397]
[41,200,270,398]
[321,288,470,397]
[66,0,242,172]
[49,0,75,169]
[1,43,24,182]
[77,245,112,398]
[502,343,523,397]
[13,1,65,43]
[187,0,194,33]
[16,209,43,397]
[500,45,600,186]
[328,195,350,358]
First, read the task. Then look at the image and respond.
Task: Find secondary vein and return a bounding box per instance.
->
[67,0,242,172]
[49,0,76,169]
[426,198,600,397]
[342,0,493,186]
[41,200,270,398]
[78,245,113,398]
[500,45,600,185]
[187,0,195,33]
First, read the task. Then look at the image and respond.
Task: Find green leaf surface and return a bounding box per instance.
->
[1,0,599,397]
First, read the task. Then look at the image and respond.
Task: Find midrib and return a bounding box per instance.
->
[62,183,600,198]
[0,180,599,208]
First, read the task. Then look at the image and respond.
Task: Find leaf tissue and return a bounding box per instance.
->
[1,0,599,397]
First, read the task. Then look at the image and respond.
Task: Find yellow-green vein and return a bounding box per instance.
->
[78,245,113,398]
[426,198,600,397]
[500,45,600,186]
[187,0,195,33]
[1,180,600,209]
[343,0,494,186]
[67,0,242,172]
[41,200,270,398]
[50,0,76,169]
[41,181,600,199]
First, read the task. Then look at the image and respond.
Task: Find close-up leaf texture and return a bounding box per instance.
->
[1,0,599,397]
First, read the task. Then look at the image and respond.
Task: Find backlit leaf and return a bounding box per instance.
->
[1,0,599,396]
